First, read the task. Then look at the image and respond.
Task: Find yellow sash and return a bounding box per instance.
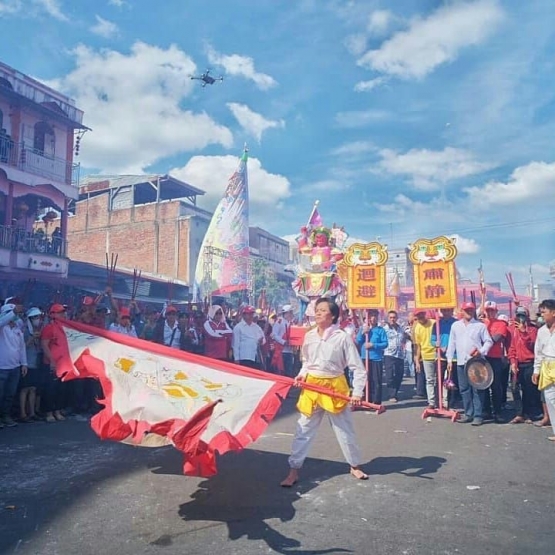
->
[538,360,555,391]
[297,374,350,417]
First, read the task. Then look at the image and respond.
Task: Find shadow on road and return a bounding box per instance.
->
[171,450,353,555]
[367,455,447,479]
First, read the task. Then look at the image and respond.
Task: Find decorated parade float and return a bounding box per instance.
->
[289,201,349,323]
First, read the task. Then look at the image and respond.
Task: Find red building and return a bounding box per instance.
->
[0,60,88,287]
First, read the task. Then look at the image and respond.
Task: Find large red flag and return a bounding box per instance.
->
[48,320,292,477]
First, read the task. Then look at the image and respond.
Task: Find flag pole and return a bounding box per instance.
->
[306,199,320,227]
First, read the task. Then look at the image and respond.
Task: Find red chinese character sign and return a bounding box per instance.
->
[343,242,388,309]
[408,236,458,310]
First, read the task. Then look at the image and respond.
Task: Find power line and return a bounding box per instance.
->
[388,217,553,244]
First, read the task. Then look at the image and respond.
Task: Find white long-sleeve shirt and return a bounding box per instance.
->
[271,317,293,353]
[446,318,493,365]
[232,320,265,362]
[109,323,138,338]
[297,325,366,398]
[0,313,28,369]
[534,324,555,375]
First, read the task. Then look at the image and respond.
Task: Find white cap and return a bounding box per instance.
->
[281,304,293,313]
[27,307,42,318]
[1,303,16,314]
[498,314,509,322]
[484,301,497,310]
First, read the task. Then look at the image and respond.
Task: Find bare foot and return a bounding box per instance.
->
[280,469,299,487]
[350,467,369,480]
[510,416,524,424]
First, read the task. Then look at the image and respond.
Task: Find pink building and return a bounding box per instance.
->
[0,61,88,282]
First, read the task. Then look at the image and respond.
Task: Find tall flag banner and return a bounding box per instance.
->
[409,236,458,310]
[49,320,291,477]
[478,259,486,302]
[308,202,323,228]
[386,268,401,312]
[343,242,389,310]
[194,149,250,300]
[528,265,535,300]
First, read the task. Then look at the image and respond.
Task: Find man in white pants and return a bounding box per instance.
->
[532,299,555,441]
[280,298,368,487]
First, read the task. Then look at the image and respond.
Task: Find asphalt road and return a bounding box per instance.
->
[1,381,554,555]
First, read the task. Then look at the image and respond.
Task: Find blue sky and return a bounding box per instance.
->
[1,0,554,293]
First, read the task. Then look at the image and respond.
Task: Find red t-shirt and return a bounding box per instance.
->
[486,318,509,358]
[40,322,61,364]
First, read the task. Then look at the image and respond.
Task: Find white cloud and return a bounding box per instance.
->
[108,0,125,6]
[90,15,118,38]
[376,147,495,191]
[450,234,480,254]
[354,77,387,92]
[0,0,68,20]
[36,0,67,21]
[50,42,233,173]
[226,103,285,142]
[464,161,555,208]
[302,180,350,193]
[206,46,277,90]
[344,33,367,56]
[334,109,391,128]
[367,10,393,37]
[0,0,21,15]
[331,141,376,157]
[357,0,504,79]
[171,155,291,224]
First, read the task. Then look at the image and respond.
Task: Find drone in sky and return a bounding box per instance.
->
[190,69,224,87]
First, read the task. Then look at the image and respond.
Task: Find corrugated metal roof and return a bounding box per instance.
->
[80,174,205,196]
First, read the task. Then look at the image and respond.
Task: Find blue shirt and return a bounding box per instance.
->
[356,326,388,361]
[431,317,457,360]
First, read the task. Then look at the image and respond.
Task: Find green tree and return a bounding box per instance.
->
[251,258,292,309]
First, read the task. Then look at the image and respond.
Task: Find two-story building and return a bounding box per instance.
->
[0,61,87,285]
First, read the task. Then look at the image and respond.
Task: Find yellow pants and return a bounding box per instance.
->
[297,374,350,417]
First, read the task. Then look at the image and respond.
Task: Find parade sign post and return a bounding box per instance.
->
[409,236,459,423]
[344,242,388,414]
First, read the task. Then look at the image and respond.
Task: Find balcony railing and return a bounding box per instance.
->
[0,224,67,258]
[0,61,84,125]
[0,135,79,187]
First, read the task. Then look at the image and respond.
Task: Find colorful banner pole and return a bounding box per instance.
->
[343,242,389,414]
[408,236,459,423]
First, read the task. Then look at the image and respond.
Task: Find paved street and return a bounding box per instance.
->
[1,382,554,555]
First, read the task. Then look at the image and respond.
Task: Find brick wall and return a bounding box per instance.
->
[68,195,194,283]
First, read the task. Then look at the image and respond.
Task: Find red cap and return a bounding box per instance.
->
[49,303,66,314]
[82,296,95,306]
[242,305,256,314]
[414,308,427,315]
[165,305,177,314]
[461,302,476,310]
[119,307,131,317]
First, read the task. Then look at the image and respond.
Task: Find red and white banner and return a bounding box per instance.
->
[49,320,292,477]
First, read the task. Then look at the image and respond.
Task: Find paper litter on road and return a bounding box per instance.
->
[466,485,481,490]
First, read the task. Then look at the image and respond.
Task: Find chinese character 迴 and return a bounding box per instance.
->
[357,268,376,281]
